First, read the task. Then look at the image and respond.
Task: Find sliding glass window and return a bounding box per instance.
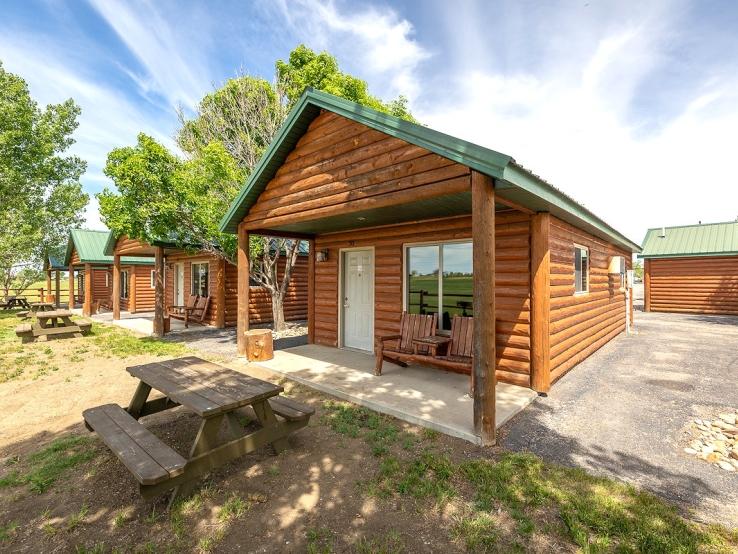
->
[405,241,473,331]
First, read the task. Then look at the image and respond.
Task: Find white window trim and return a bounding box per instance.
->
[150,269,155,289]
[105,272,109,288]
[191,261,210,297]
[574,243,590,295]
[120,270,129,299]
[402,238,473,330]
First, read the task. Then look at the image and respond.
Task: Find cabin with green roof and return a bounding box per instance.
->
[640,221,738,315]
[62,229,153,315]
[219,89,641,443]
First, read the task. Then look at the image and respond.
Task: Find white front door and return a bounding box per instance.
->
[175,263,185,305]
[342,249,374,351]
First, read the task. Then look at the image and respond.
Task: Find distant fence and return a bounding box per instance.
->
[3,287,71,305]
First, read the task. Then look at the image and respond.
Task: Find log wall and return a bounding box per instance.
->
[313,212,533,387]
[91,269,111,308]
[243,111,471,230]
[548,216,631,382]
[164,253,308,327]
[646,256,738,315]
[131,265,155,313]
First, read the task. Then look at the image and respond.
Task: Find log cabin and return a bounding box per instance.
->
[62,229,153,316]
[640,221,738,315]
[218,89,641,444]
[103,235,308,329]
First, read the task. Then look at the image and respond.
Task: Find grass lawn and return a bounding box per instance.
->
[0,308,736,552]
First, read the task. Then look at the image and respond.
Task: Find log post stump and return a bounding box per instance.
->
[244,329,273,362]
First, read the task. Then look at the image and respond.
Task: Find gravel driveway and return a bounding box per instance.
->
[502,309,738,526]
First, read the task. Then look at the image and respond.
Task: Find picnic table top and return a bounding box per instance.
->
[37,309,73,318]
[127,356,283,418]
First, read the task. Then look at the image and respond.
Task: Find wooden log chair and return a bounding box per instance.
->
[374,312,437,376]
[168,294,198,327]
[412,316,475,393]
[171,295,211,328]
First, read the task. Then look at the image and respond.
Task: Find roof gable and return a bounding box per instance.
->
[640,221,738,258]
[63,229,154,266]
[219,88,640,253]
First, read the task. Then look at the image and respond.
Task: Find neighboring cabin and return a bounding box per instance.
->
[61,229,153,315]
[640,221,738,315]
[104,235,308,327]
[219,89,641,442]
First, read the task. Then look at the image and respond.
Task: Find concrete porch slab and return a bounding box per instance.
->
[79,310,201,336]
[254,344,537,444]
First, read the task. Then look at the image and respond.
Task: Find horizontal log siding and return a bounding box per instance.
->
[92,269,111,308]
[647,256,738,315]
[132,265,155,312]
[313,212,532,387]
[548,217,630,382]
[242,111,471,230]
[164,254,308,327]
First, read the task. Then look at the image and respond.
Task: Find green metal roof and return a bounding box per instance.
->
[44,254,66,271]
[219,88,641,253]
[63,229,154,266]
[640,221,738,259]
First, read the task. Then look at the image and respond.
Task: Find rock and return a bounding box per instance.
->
[730,449,738,461]
[718,461,735,472]
[684,448,698,455]
[713,440,727,452]
[715,433,729,442]
[694,418,704,426]
[719,413,737,425]
[706,452,721,463]
[702,444,715,455]
[689,440,703,450]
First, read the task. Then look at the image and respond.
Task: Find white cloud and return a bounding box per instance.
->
[87,0,212,109]
[416,9,738,245]
[268,0,429,102]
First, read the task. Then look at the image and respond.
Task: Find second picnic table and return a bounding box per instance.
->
[84,356,314,504]
[15,309,92,343]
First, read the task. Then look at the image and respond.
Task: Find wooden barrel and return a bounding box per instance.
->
[244,329,273,361]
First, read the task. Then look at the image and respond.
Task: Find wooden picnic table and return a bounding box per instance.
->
[15,310,92,343]
[83,356,313,504]
[2,296,30,310]
[17,302,56,319]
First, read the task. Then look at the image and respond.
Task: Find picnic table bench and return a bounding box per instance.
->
[15,309,92,343]
[83,356,313,504]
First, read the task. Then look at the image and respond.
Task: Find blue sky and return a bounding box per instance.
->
[2,0,737,245]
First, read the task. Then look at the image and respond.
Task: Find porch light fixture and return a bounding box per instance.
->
[316,249,329,262]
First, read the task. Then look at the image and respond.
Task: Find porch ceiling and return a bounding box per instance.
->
[250,191,521,236]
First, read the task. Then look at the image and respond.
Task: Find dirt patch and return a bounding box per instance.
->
[1,313,736,552]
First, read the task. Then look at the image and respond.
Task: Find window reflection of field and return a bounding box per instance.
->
[408,275,473,326]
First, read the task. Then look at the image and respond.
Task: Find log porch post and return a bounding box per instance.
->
[215,258,227,328]
[68,264,75,309]
[83,263,92,316]
[307,238,316,344]
[153,246,165,337]
[643,259,651,312]
[112,254,121,320]
[530,212,551,393]
[471,170,496,445]
[46,270,52,302]
[55,270,60,308]
[237,224,250,356]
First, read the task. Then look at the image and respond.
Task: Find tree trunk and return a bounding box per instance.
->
[271,291,286,332]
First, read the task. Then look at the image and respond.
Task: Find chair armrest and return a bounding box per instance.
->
[376,334,402,344]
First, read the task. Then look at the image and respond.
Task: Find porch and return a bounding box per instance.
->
[255,344,537,444]
[82,309,199,336]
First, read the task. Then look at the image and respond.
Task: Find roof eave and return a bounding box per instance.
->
[502,163,642,253]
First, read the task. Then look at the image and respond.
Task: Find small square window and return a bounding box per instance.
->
[574,245,589,294]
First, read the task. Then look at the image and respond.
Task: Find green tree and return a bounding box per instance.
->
[98,134,242,261]
[0,61,88,298]
[276,44,415,121]
[99,45,415,329]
